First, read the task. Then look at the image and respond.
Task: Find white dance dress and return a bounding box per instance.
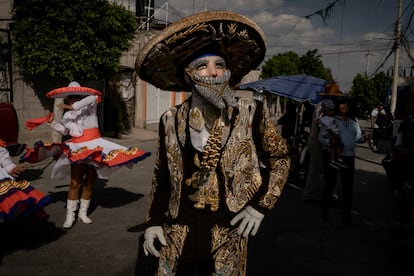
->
[21,95,150,180]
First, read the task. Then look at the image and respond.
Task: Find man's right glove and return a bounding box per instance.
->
[230,205,264,238]
[143,226,167,257]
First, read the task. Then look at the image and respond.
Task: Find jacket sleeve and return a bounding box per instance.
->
[354,119,363,142]
[0,146,16,174]
[145,116,172,227]
[71,95,97,110]
[48,120,69,135]
[250,100,291,214]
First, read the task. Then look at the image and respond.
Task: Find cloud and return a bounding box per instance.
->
[250,11,335,56]
[177,0,284,13]
[361,32,391,41]
[152,0,405,92]
[159,0,284,19]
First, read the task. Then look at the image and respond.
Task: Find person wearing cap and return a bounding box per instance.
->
[135,11,290,275]
[22,81,150,229]
[318,99,347,170]
[321,96,363,224]
[370,102,385,129]
[370,102,393,152]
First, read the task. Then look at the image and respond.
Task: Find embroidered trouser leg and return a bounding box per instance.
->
[157,222,248,275]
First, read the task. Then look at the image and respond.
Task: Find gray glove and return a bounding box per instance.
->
[230,206,264,238]
[143,226,167,257]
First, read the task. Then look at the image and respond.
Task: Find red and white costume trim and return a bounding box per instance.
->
[21,93,150,180]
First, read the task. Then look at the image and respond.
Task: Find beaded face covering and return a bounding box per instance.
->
[185,56,237,111]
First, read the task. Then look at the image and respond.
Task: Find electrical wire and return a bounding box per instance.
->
[370,1,414,76]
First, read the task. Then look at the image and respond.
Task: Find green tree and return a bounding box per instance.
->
[349,72,392,117]
[11,0,137,137]
[299,49,330,80]
[261,49,330,80]
[372,71,392,101]
[349,74,376,117]
[261,51,301,78]
[11,0,137,83]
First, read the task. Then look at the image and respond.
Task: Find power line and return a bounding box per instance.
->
[304,0,341,22]
[267,1,343,49]
[336,0,346,67]
[370,1,414,76]
[265,46,391,57]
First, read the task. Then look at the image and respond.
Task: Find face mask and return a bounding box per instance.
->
[187,69,237,109]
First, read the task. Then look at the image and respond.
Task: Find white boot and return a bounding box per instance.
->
[78,198,92,224]
[63,199,78,229]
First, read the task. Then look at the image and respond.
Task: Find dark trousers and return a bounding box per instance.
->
[175,213,216,276]
[400,181,414,223]
[373,127,391,146]
[322,149,355,217]
[174,203,233,275]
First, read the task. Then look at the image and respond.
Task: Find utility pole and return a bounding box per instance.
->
[365,49,373,76]
[146,0,152,31]
[204,0,208,11]
[390,0,402,116]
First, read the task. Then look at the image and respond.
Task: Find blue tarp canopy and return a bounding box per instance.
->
[239,75,327,105]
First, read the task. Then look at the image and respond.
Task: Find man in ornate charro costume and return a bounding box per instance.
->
[135,10,290,275]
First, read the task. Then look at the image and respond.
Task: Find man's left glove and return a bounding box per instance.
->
[230,205,264,238]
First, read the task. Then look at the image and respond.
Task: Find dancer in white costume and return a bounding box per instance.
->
[22,81,150,228]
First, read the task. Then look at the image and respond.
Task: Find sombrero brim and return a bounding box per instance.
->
[318,91,345,96]
[319,81,344,96]
[46,86,102,98]
[136,10,266,92]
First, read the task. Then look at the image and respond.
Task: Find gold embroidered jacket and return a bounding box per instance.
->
[145,97,290,226]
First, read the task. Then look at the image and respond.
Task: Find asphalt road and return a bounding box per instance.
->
[1,125,413,276]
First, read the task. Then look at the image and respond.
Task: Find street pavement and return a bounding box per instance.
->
[1,122,413,276]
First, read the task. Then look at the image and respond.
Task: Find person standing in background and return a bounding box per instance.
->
[321,96,363,225]
[302,82,343,202]
[318,99,347,169]
[370,102,393,151]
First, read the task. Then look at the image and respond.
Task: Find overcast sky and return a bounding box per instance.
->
[150,0,413,92]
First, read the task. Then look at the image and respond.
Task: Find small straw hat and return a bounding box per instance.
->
[318,82,344,97]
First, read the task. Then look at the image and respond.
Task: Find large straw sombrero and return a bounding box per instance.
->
[135,10,267,92]
[46,81,102,98]
[318,82,344,97]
